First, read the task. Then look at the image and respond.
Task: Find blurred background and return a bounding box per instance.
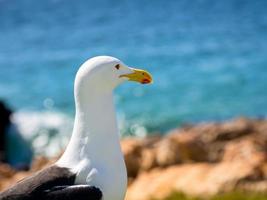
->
[1,1,267,199]
[0,0,267,159]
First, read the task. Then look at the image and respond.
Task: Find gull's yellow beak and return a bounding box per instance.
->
[119,68,153,84]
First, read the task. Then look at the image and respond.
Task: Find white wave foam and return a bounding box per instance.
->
[10,110,148,157]
[11,111,74,157]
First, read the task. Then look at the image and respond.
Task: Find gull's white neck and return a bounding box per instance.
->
[56,78,127,200]
[58,90,121,167]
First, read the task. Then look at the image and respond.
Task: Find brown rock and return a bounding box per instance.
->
[181,118,253,144]
[261,163,267,179]
[139,136,161,171]
[121,136,162,177]
[155,135,181,167]
[222,136,266,164]
[140,148,157,171]
[126,160,266,200]
[0,163,16,179]
[155,132,208,166]
[121,138,143,178]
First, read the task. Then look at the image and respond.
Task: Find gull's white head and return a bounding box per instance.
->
[75,56,153,94]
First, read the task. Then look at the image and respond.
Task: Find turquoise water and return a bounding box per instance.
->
[0,0,267,154]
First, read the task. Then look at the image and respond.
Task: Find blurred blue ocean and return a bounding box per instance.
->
[0,0,267,155]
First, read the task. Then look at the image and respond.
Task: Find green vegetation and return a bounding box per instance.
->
[163,192,267,200]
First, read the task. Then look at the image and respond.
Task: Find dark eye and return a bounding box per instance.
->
[115,64,120,70]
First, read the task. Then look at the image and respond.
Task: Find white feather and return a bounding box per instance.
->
[56,56,130,200]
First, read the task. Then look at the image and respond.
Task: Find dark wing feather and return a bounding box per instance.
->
[44,185,102,200]
[0,165,102,200]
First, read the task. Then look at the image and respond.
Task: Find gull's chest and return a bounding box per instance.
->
[74,158,127,200]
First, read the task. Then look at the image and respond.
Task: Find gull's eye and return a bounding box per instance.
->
[115,64,120,70]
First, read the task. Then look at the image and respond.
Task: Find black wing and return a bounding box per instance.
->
[44,185,102,200]
[0,165,102,200]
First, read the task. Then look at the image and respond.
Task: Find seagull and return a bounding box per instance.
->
[0,56,153,200]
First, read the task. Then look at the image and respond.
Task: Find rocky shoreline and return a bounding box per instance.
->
[0,117,267,200]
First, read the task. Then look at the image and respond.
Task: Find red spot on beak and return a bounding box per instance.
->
[141,79,151,84]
